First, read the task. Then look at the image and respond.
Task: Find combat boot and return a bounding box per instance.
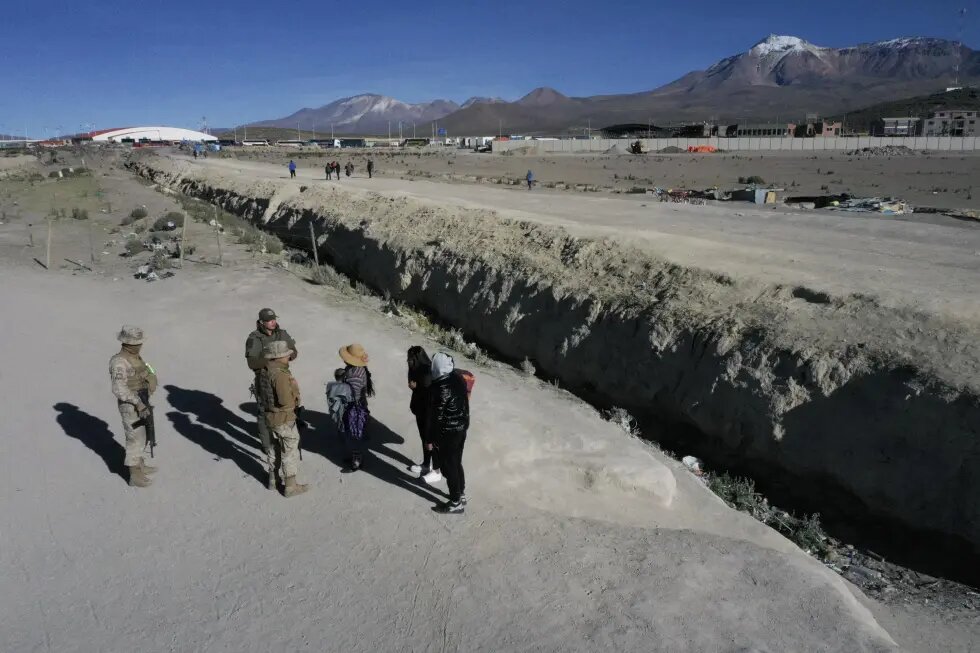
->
[140,458,158,475]
[128,465,152,488]
[283,476,308,497]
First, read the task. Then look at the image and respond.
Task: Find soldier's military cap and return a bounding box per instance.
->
[117,325,144,345]
[258,308,277,322]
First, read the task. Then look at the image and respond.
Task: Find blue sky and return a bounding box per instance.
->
[0,0,975,136]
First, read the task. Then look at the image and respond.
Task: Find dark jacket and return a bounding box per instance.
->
[408,366,431,416]
[429,371,469,435]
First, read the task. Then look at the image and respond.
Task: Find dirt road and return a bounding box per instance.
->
[195,155,980,323]
[0,254,915,652]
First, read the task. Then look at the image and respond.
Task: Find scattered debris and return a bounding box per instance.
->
[681,455,704,475]
[845,145,917,157]
[785,194,852,209]
[64,258,92,271]
[829,197,911,215]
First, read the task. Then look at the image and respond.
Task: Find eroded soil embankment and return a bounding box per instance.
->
[130,155,980,583]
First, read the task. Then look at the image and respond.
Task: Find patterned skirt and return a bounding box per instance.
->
[344,404,369,441]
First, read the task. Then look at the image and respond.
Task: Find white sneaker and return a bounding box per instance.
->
[422,470,444,484]
[408,463,429,474]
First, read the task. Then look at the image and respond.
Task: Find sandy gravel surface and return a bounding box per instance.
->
[228,147,980,210]
[0,254,910,652]
[195,155,980,324]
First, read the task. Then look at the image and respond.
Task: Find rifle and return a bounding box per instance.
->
[137,389,156,458]
[295,405,310,460]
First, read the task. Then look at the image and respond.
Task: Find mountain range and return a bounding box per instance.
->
[249,35,979,136]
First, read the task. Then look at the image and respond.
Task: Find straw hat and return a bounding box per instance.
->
[339,343,370,367]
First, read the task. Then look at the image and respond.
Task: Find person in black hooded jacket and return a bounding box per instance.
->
[406,346,438,478]
[428,352,469,514]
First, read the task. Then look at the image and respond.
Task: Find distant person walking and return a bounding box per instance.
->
[334,161,341,180]
[429,352,470,514]
[339,343,374,472]
[526,169,534,190]
[367,159,374,179]
[345,162,353,178]
[288,160,297,178]
[406,346,439,480]
[325,164,330,180]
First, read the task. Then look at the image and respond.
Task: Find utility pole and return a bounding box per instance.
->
[312,122,316,141]
[413,122,416,138]
[498,118,502,137]
[388,121,391,140]
[297,122,300,141]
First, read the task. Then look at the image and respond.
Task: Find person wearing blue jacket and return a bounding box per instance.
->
[288,160,296,178]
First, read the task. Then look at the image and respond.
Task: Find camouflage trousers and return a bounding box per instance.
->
[117,402,146,466]
[255,411,275,475]
[270,422,301,479]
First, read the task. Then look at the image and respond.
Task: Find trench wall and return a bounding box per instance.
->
[130,156,980,582]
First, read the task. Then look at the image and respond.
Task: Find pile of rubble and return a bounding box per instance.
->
[845,145,918,157]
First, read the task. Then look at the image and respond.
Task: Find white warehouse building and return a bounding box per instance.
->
[89,126,217,143]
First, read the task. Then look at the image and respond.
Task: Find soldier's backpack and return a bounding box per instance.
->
[455,369,475,398]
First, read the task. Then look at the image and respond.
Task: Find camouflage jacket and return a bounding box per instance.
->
[265,361,300,428]
[109,349,158,407]
[245,322,297,373]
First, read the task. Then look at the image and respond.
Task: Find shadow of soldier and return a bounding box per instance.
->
[53,402,127,482]
[161,385,266,487]
[239,401,447,504]
[164,385,260,452]
[165,412,266,486]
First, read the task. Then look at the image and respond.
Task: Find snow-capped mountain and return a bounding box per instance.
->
[673,34,972,90]
[460,96,506,109]
[255,94,460,135]
[250,36,978,135]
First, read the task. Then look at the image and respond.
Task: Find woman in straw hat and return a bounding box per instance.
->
[339,343,374,471]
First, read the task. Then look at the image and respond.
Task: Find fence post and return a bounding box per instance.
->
[178,211,189,267]
[46,218,52,270]
[213,206,222,266]
[88,220,96,264]
[309,221,320,267]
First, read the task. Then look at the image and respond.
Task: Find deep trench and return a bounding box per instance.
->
[140,164,979,587]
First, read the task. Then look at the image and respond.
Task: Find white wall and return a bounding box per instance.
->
[491,136,980,153]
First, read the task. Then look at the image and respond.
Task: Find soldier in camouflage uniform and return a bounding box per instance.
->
[245,308,297,490]
[109,325,158,488]
[263,340,309,497]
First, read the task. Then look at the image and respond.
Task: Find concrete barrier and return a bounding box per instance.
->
[491,136,980,153]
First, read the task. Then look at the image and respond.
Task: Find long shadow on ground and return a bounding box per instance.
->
[53,402,127,482]
[164,385,266,487]
[240,401,447,504]
[165,385,259,451]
